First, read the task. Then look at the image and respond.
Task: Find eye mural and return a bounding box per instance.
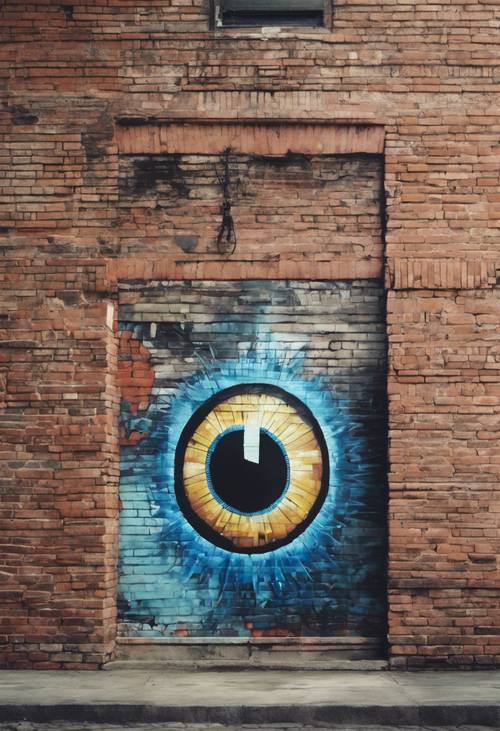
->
[118,279,388,640]
[175,385,329,554]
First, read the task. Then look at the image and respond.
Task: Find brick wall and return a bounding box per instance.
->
[118,152,382,263]
[0,0,499,668]
[0,253,119,669]
[388,289,500,667]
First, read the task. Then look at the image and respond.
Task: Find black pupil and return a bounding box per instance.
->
[208,429,288,514]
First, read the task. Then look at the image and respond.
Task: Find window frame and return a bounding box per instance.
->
[212,0,329,30]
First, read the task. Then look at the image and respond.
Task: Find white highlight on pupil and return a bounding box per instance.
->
[244,420,261,464]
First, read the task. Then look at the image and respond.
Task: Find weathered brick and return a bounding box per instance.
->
[1,0,499,669]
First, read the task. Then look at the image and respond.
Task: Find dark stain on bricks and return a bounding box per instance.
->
[174,234,199,253]
[82,111,114,162]
[55,290,81,306]
[60,5,74,21]
[9,106,39,125]
[249,151,313,170]
[121,155,190,198]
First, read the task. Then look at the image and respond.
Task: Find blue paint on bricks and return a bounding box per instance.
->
[118,282,387,638]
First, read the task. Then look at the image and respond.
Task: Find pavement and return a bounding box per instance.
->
[0,725,498,731]
[0,670,499,727]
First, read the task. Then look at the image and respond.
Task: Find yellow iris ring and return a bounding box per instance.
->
[182,391,325,551]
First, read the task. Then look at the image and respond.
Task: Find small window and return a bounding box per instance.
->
[215,0,325,28]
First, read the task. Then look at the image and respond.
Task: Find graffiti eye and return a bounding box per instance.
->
[174,384,329,554]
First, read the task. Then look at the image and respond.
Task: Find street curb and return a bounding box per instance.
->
[1,704,499,726]
[104,660,389,672]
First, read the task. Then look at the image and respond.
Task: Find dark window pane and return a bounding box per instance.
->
[220,0,324,27]
[224,0,323,10]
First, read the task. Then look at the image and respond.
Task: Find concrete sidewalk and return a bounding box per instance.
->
[0,670,499,726]
[0,726,497,731]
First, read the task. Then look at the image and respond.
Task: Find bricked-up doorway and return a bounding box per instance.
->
[115,123,388,661]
